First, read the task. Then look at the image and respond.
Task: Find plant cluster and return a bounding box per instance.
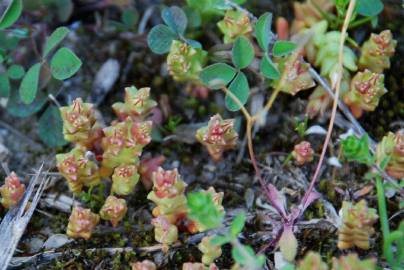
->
[56,85,157,238]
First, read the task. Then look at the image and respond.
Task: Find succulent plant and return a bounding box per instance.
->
[132,260,157,270]
[359,30,397,73]
[147,167,188,223]
[291,0,334,34]
[0,172,26,208]
[340,135,372,165]
[198,236,222,265]
[60,98,97,146]
[167,40,207,82]
[313,31,357,78]
[343,70,387,118]
[111,164,140,195]
[296,252,328,270]
[338,200,378,250]
[112,86,157,121]
[56,146,100,193]
[292,141,314,165]
[99,195,128,227]
[331,254,376,270]
[66,207,100,240]
[276,53,316,96]
[151,215,178,246]
[217,9,253,44]
[376,130,404,179]
[196,114,238,161]
[101,118,152,173]
[189,187,224,233]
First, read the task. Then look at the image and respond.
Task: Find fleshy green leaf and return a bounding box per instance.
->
[19,63,41,104]
[50,47,82,80]
[232,244,266,268]
[187,191,224,230]
[38,105,68,147]
[356,0,384,17]
[0,0,23,30]
[162,6,187,35]
[225,72,249,111]
[232,36,254,69]
[43,26,70,58]
[341,134,373,165]
[199,63,236,89]
[260,54,280,80]
[255,12,274,51]
[0,73,10,97]
[121,8,138,28]
[7,64,25,79]
[272,41,297,57]
[230,212,246,237]
[147,24,177,54]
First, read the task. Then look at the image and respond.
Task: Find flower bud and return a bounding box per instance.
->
[343,70,387,118]
[196,114,238,161]
[338,200,377,250]
[292,141,314,165]
[331,254,376,270]
[217,9,253,44]
[296,252,328,270]
[132,260,156,270]
[147,167,187,223]
[359,30,397,73]
[99,195,128,227]
[291,0,334,34]
[101,118,151,171]
[198,236,222,265]
[112,86,157,121]
[276,53,316,96]
[151,216,178,246]
[376,130,404,179]
[0,172,25,208]
[111,164,140,195]
[56,147,100,193]
[60,98,97,145]
[167,40,207,82]
[67,207,100,240]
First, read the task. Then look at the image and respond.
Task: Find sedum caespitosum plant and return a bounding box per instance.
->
[293,252,376,270]
[131,260,156,270]
[376,129,404,179]
[66,207,100,240]
[57,85,156,238]
[198,236,222,265]
[290,0,334,34]
[0,172,25,208]
[341,134,403,269]
[196,114,238,161]
[359,30,397,73]
[337,200,378,250]
[292,141,314,165]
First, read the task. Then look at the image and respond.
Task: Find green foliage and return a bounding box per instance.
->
[147,25,178,54]
[162,6,187,35]
[232,243,266,270]
[0,0,23,29]
[19,63,41,104]
[50,47,82,80]
[230,212,246,237]
[294,117,308,138]
[199,63,236,89]
[225,71,249,111]
[187,191,225,230]
[0,73,10,97]
[260,54,280,80]
[255,12,274,51]
[272,41,297,57]
[38,105,68,147]
[341,134,373,165]
[7,64,24,79]
[232,36,254,69]
[43,26,70,57]
[356,0,384,17]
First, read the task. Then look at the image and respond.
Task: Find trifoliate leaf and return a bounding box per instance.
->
[225,71,249,111]
[199,63,236,89]
[147,24,177,54]
[50,47,82,80]
[232,36,254,69]
[19,63,41,104]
